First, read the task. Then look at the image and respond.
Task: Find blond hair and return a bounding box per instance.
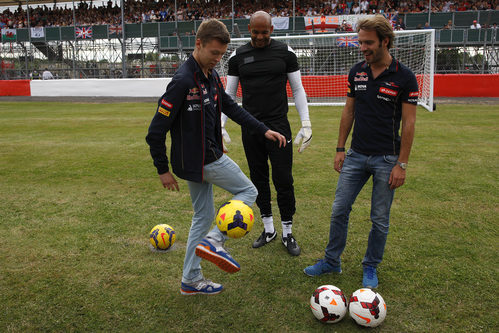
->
[356,15,395,49]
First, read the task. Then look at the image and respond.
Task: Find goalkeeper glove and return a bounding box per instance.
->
[221,126,231,153]
[222,127,231,144]
[294,120,312,153]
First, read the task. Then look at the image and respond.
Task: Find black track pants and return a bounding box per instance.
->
[241,128,296,221]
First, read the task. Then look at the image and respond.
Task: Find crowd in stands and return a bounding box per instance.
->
[1,0,498,29]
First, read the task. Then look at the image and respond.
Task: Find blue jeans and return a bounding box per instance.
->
[182,154,258,283]
[325,149,397,268]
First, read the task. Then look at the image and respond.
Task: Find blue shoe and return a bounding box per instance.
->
[180,279,223,295]
[363,266,378,288]
[195,237,240,273]
[304,259,342,277]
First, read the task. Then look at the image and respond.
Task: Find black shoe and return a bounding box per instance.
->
[252,230,277,248]
[282,233,301,256]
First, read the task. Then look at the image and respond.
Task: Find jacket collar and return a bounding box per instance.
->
[188,55,215,81]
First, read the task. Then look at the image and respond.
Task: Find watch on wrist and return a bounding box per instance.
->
[336,147,345,152]
[397,161,407,170]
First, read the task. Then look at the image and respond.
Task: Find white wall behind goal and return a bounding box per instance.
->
[30,78,172,97]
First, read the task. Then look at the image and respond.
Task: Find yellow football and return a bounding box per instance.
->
[149,224,176,251]
[216,200,254,238]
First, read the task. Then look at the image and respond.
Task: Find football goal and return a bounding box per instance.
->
[216,29,435,111]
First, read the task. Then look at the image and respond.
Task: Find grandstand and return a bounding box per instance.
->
[1,0,498,80]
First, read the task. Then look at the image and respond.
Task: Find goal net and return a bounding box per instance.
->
[216,29,435,111]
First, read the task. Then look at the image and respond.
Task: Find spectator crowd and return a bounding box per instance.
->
[1,0,498,29]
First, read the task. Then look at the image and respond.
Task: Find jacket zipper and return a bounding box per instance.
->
[215,78,223,150]
[194,72,205,181]
[180,114,184,170]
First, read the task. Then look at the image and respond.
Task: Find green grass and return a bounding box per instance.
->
[0,101,497,332]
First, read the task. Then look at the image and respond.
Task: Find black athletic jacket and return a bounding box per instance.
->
[146,55,269,183]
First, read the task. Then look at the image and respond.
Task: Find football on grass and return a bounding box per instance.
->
[149,224,176,251]
[215,200,254,238]
[310,285,347,323]
[349,288,387,327]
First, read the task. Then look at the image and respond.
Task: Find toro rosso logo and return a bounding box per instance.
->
[384,81,400,88]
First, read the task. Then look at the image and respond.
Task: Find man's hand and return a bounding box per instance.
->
[159,172,179,191]
[334,152,346,173]
[264,130,287,148]
[389,165,406,189]
[294,120,312,153]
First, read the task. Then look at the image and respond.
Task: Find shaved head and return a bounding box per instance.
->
[248,11,273,48]
[250,11,272,27]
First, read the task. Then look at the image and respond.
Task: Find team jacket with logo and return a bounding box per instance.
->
[347,58,419,155]
[146,56,269,183]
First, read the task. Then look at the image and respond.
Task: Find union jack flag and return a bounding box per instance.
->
[384,12,398,28]
[108,25,122,36]
[336,36,359,47]
[76,26,93,39]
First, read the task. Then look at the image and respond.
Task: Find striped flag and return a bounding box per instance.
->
[336,36,359,47]
[108,25,122,36]
[76,26,93,39]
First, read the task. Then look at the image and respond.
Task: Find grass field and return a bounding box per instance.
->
[0,101,497,332]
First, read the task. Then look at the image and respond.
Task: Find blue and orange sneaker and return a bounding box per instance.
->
[180,279,223,295]
[195,237,240,273]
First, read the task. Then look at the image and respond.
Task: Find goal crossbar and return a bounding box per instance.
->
[217,30,435,111]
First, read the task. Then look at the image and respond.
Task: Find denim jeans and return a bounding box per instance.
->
[182,154,258,283]
[324,149,397,268]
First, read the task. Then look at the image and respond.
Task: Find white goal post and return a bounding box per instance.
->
[216,29,435,112]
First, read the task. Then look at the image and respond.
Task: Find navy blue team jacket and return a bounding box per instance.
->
[146,55,269,183]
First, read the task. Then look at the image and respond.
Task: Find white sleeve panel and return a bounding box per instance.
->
[222,75,240,127]
[287,70,310,123]
[225,75,239,102]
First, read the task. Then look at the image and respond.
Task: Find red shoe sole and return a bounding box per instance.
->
[195,245,240,273]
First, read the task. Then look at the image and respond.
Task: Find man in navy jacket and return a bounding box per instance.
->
[146,19,286,295]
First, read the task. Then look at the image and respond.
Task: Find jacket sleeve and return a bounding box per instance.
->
[145,73,188,174]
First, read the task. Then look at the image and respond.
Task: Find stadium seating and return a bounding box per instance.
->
[5,15,497,48]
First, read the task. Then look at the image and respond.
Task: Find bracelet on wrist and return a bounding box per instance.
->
[336,147,345,152]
